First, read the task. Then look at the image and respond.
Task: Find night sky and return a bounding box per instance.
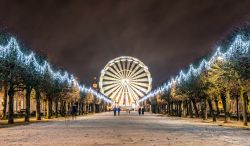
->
[1,0,250,87]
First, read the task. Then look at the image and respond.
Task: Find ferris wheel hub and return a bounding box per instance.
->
[121,78,130,85]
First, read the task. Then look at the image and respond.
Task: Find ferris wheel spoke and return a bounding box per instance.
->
[131,72,147,80]
[103,75,119,81]
[130,83,148,93]
[120,86,126,105]
[109,85,122,100]
[116,85,124,104]
[112,64,123,77]
[116,61,124,77]
[127,86,136,102]
[104,83,121,96]
[102,80,120,86]
[122,61,126,76]
[127,85,139,103]
[103,82,120,92]
[127,61,136,77]
[130,81,150,88]
[128,64,140,78]
[126,86,134,104]
[125,60,131,78]
[109,66,122,78]
[129,84,144,97]
[131,78,149,82]
[106,70,120,79]
[130,68,145,79]
[104,71,120,79]
[124,86,129,105]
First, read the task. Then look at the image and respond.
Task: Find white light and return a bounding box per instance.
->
[217,56,224,61]
[139,35,250,103]
[0,37,112,103]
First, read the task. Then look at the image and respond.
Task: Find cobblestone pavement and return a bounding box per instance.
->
[0,111,250,146]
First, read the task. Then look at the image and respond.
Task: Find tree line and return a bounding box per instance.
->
[0,33,109,124]
[145,25,250,126]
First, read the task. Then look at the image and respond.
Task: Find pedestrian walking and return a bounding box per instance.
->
[138,107,141,116]
[113,107,117,116]
[72,103,77,120]
[142,107,145,115]
[118,106,121,116]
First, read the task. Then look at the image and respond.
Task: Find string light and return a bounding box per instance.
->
[139,35,250,103]
[0,37,112,103]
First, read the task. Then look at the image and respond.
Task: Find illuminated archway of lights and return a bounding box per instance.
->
[0,37,112,103]
[139,35,250,103]
[99,56,152,106]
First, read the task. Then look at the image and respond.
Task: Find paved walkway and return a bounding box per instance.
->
[0,111,250,146]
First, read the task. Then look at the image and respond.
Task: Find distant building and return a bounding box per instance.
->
[0,87,47,118]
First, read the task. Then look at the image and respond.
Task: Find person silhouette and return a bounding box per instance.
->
[141,107,145,115]
[72,103,77,120]
[118,106,121,116]
[113,107,117,116]
[138,107,141,116]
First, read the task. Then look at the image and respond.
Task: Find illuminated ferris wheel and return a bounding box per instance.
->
[99,56,152,107]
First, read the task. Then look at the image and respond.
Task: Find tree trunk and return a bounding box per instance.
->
[178,101,182,117]
[174,102,177,116]
[167,101,170,115]
[81,102,84,114]
[242,91,248,126]
[60,100,66,117]
[44,99,47,117]
[208,98,216,122]
[189,100,193,118]
[93,103,96,113]
[214,98,220,117]
[173,102,176,116]
[78,101,81,115]
[202,97,207,120]
[8,84,14,124]
[68,102,71,112]
[78,102,81,115]
[55,99,58,118]
[46,97,52,119]
[177,102,179,116]
[186,100,189,116]
[35,88,41,120]
[2,82,8,120]
[221,93,228,123]
[191,99,199,117]
[25,86,32,122]
[183,100,188,117]
[226,90,231,121]
[171,102,174,116]
[84,103,87,114]
[236,95,240,121]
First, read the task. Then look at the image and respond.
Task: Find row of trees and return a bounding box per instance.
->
[146,26,250,126]
[0,34,108,124]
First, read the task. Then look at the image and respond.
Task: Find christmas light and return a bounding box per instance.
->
[0,37,112,103]
[139,35,250,103]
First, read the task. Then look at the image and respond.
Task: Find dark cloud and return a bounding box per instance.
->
[1,0,250,87]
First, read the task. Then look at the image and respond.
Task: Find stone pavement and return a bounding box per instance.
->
[0,111,250,146]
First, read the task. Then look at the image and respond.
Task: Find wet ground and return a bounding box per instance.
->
[0,111,250,146]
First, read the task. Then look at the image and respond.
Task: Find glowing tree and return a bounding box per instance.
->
[0,33,112,123]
